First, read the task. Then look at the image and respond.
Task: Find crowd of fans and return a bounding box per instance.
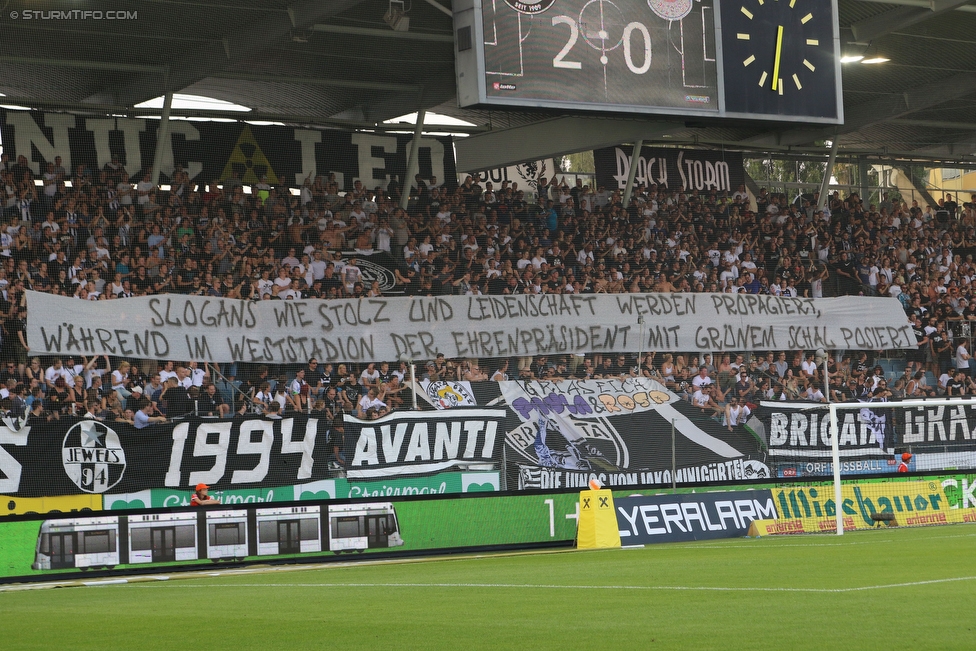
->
[2,148,976,427]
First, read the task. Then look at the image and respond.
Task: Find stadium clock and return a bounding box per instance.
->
[718,0,839,119]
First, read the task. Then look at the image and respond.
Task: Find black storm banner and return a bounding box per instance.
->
[593,145,745,194]
[0,110,457,191]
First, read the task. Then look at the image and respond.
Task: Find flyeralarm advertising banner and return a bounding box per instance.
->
[614,489,778,544]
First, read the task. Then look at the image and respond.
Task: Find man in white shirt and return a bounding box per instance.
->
[45,358,72,388]
[309,250,328,280]
[359,362,380,389]
[135,173,154,205]
[691,366,714,389]
[357,386,388,419]
[956,342,971,374]
[289,369,307,396]
[159,360,178,383]
[188,361,207,387]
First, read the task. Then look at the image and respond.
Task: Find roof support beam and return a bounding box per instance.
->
[0,56,166,73]
[423,0,454,18]
[455,117,681,172]
[210,72,419,93]
[310,24,454,42]
[850,0,974,42]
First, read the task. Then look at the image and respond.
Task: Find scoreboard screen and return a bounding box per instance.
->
[453,0,843,124]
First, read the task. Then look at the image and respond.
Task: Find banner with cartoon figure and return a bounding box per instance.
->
[495,377,770,490]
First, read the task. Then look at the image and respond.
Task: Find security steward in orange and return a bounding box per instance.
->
[191,483,221,506]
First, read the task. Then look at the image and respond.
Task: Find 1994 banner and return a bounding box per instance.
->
[27,291,916,363]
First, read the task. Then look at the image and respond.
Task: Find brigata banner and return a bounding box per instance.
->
[758,401,892,467]
[757,401,976,478]
[26,291,915,364]
[614,489,778,544]
[342,409,505,479]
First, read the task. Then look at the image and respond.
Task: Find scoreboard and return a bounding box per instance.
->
[453,0,843,123]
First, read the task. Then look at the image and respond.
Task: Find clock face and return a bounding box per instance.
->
[719,0,838,119]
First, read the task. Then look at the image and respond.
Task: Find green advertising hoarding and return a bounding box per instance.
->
[0,486,580,582]
[101,471,502,511]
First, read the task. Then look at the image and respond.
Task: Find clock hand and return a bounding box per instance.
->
[771,25,784,91]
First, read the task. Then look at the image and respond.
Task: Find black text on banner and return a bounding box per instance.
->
[27,291,917,364]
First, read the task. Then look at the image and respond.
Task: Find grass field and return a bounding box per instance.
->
[3,525,975,650]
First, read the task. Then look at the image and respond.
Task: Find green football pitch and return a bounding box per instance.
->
[3,525,974,650]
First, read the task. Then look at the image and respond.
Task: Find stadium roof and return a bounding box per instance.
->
[3,0,976,167]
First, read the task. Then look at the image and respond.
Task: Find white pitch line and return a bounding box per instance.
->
[116,577,976,594]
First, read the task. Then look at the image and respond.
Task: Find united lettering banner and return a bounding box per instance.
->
[614,490,778,544]
[0,110,457,191]
[26,291,917,364]
[593,145,745,193]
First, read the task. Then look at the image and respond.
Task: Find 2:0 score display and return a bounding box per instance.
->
[482,0,718,112]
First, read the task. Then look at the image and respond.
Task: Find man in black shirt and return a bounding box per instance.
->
[199,383,229,417]
[946,371,967,397]
[305,359,326,398]
[161,378,192,417]
[908,315,929,374]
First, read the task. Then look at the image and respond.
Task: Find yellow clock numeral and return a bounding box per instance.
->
[804,59,816,71]
[743,55,756,66]
[759,71,768,87]
[737,33,750,40]
[789,0,796,7]
[806,39,819,46]
[801,12,813,23]
[793,74,802,90]
[778,79,784,95]
[741,6,753,18]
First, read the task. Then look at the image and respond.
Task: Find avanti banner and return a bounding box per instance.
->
[342,409,505,479]
[26,290,916,364]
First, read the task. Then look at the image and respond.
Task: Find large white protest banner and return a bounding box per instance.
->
[26,291,916,364]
